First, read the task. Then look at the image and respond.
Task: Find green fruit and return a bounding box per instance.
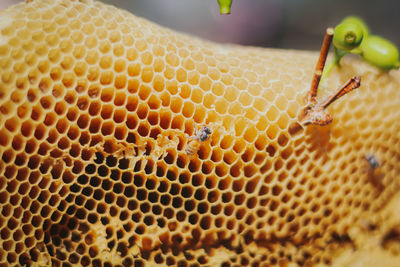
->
[217,0,232,14]
[360,35,400,69]
[333,22,364,51]
[341,16,370,37]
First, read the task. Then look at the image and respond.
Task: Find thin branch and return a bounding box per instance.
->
[319,76,361,109]
[306,27,334,104]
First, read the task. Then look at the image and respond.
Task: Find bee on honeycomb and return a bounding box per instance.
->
[185,126,212,156]
[365,154,380,170]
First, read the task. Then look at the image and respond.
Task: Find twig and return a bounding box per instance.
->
[319,76,361,109]
[306,28,334,104]
[289,28,361,135]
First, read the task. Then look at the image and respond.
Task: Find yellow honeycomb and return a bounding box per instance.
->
[0,0,400,266]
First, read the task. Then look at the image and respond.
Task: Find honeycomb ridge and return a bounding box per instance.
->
[0,0,400,266]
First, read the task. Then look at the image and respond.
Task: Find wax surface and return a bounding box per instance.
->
[0,0,399,266]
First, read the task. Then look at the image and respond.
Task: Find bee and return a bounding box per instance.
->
[364,154,384,191]
[185,126,212,156]
[364,154,380,170]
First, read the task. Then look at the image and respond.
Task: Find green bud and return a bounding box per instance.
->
[217,0,232,14]
[360,35,400,69]
[333,22,364,51]
[341,16,370,37]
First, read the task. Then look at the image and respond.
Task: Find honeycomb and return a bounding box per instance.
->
[0,0,400,266]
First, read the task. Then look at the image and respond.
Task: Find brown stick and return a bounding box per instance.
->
[306,28,334,104]
[290,28,361,134]
[319,76,361,109]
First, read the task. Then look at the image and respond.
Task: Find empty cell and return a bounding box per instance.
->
[57,136,70,150]
[101,121,114,136]
[99,70,115,85]
[101,87,114,102]
[182,101,195,118]
[125,114,138,130]
[126,96,138,112]
[266,124,279,140]
[266,106,279,122]
[277,133,289,147]
[21,120,35,137]
[220,136,234,150]
[77,96,90,111]
[277,114,289,130]
[135,104,148,121]
[89,118,102,133]
[244,165,257,177]
[214,99,228,114]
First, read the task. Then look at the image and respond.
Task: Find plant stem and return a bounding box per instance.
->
[306,28,334,104]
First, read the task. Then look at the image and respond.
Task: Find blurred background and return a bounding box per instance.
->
[1,0,399,51]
